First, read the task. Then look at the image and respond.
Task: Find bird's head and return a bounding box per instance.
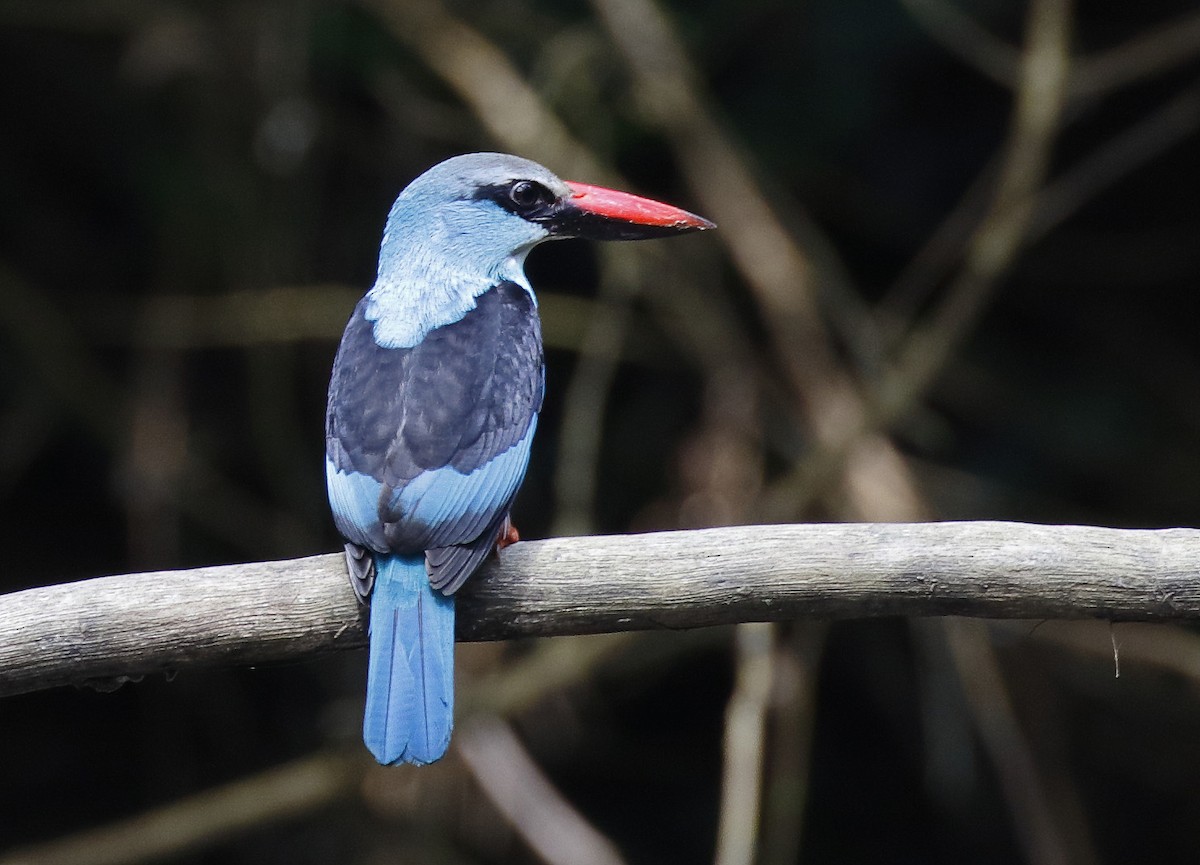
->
[368,153,714,347]
[383,152,713,271]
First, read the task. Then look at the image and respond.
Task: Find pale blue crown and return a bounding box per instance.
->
[364,153,568,349]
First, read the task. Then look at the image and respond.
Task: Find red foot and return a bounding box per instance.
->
[496,517,521,551]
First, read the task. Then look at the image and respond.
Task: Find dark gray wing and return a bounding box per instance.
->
[326,281,543,593]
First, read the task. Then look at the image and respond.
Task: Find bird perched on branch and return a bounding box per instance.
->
[326,152,714,765]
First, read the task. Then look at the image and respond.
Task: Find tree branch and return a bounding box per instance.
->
[4,522,1200,698]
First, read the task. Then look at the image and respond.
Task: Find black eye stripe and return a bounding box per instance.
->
[471,180,559,219]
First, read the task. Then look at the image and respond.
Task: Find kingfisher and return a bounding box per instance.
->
[326,152,714,766]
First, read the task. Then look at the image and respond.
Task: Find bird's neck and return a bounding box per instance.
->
[364,237,535,350]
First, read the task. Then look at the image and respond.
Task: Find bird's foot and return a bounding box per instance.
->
[496,516,521,551]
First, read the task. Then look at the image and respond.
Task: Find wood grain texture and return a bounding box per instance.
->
[3,521,1200,697]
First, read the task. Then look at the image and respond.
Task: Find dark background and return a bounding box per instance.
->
[4,0,1200,863]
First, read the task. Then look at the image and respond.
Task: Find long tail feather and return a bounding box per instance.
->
[363,554,455,765]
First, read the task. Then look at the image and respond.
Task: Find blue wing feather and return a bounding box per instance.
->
[325,459,388,552]
[386,416,537,552]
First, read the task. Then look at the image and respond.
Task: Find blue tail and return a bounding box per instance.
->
[364,554,456,765]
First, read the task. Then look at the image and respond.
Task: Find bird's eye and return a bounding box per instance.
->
[509,180,551,210]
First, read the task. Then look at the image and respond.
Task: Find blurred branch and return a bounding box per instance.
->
[0,266,308,553]
[1030,77,1200,241]
[903,1,1200,104]
[0,0,154,32]
[0,384,61,493]
[714,623,774,865]
[359,0,605,182]
[123,311,188,567]
[883,7,1200,349]
[120,285,357,347]
[0,752,362,865]
[0,264,128,442]
[771,0,1073,513]
[1071,8,1200,99]
[943,619,1071,865]
[83,286,656,363]
[6,522,1200,697]
[591,0,928,525]
[880,61,1200,359]
[590,0,874,386]
[458,718,630,865]
[1,631,643,865]
[899,0,1019,88]
[876,156,999,346]
[462,632,638,717]
[759,624,826,865]
[878,0,1072,419]
[551,249,640,536]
